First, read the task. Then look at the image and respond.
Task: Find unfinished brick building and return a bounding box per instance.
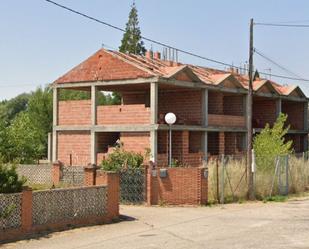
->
[51,49,308,167]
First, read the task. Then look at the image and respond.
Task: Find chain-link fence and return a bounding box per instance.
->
[119,168,146,204]
[208,153,309,203]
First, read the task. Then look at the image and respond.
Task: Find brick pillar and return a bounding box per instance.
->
[21,187,32,232]
[219,132,225,155]
[52,161,61,185]
[146,165,153,206]
[96,171,119,220]
[182,131,189,162]
[83,164,98,186]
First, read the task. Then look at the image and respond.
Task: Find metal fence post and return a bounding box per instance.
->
[220,154,225,204]
[285,155,289,196]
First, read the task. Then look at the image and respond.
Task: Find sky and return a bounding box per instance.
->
[1,0,309,100]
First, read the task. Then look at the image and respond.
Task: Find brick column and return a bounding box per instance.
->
[182,131,189,162]
[83,164,98,186]
[52,161,62,185]
[21,187,32,232]
[96,171,119,220]
[146,165,153,206]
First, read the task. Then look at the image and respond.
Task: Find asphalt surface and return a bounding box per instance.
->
[2,198,309,249]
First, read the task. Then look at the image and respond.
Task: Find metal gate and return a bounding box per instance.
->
[119,168,146,204]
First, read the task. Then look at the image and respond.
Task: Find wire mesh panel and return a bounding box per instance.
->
[17,164,52,184]
[119,168,146,204]
[0,193,22,230]
[60,166,85,186]
[32,186,107,226]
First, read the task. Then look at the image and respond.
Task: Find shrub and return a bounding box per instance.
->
[0,163,26,193]
[253,113,293,171]
[101,147,144,172]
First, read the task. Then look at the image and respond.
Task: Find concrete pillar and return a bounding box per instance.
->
[276,98,282,118]
[150,82,158,124]
[91,131,97,165]
[202,89,208,126]
[47,132,52,162]
[91,85,97,125]
[150,82,158,162]
[202,131,208,163]
[52,87,58,162]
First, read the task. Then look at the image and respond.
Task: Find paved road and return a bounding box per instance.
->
[2,198,309,249]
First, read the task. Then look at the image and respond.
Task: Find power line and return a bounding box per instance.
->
[44,0,236,68]
[254,48,306,80]
[44,0,309,83]
[255,22,309,28]
[0,83,40,88]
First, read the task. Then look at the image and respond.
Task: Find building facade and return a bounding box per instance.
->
[52,49,308,167]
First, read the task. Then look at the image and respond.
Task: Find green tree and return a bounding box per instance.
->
[0,93,30,125]
[119,2,146,55]
[27,87,53,156]
[7,112,43,163]
[253,113,293,170]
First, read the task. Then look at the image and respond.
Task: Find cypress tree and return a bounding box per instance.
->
[119,2,146,55]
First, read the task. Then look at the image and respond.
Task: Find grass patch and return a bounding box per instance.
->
[263,195,288,203]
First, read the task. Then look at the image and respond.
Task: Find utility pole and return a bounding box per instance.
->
[247,18,255,200]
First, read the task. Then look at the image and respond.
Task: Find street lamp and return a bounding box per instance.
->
[165,112,176,166]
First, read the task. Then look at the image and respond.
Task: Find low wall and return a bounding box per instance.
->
[0,172,119,242]
[208,114,245,128]
[17,164,52,184]
[147,167,208,205]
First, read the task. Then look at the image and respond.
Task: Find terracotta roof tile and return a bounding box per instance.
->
[54,48,306,98]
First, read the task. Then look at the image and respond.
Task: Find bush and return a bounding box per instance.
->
[253,113,293,171]
[101,147,144,172]
[0,163,26,193]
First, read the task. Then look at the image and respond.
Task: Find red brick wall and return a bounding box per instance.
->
[122,92,149,106]
[58,100,91,125]
[157,131,203,167]
[223,95,244,116]
[120,132,150,153]
[97,133,119,153]
[148,167,208,205]
[285,134,305,153]
[158,90,202,125]
[282,101,304,130]
[97,105,150,125]
[253,97,276,128]
[208,114,246,127]
[208,91,224,114]
[208,91,244,117]
[57,131,91,166]
[224,132,245,155]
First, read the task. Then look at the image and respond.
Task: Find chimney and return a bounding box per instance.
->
[145,50,153,59]
[153,51,161,60]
